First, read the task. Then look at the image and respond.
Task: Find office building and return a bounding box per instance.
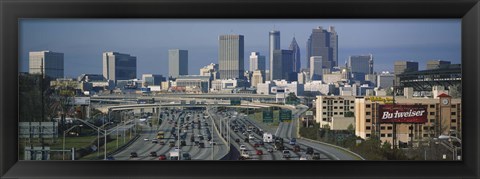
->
[316,96,356,129]
[269,30,281,79]
[29,50,64,79]
[348,54,373,81]
[297,70,310,84]
[168,49,188,78]
[310,56,323,80]
[102,52,137,81]
[354,95,461,148]
[394,61,419,86]
[289,37,301,72]
[377,72,395,89]
[219,34,244,79]
[271,49,295,81]
[142,74,165,87]
[249,52,266,72]
[306,26,337,70]
[175,75,210,93]
[427,60,451,70]
[200,63,219,80]
[251,70,264,88]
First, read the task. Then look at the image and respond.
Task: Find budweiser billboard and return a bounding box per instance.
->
[379,104,428,123]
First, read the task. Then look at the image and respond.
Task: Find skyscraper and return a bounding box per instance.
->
[310,56,323,80]
[306,26,337,70]
[219,34,244,79]
[289,37,301,72]
[29,50,64,79]
[102,52,137,81]
[249,52,266,72]
[271,49,295,81]
[168,49,188,78]
[394,61,419,86]
[269,30,280,80]
[426,60,451,70]
[348,54,373,82]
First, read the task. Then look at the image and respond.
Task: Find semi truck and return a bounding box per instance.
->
[263,133,273,143]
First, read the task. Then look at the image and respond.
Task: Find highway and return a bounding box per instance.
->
[113,109,229,160]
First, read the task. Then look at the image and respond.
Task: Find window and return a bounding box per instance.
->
[430,119,435,123]
[450,126,457,130]
[351,101,354,103]
[366,112,371,115]
[387,134,392,137]
[334,112,338,115]
[429,112,435,115]
[323,112,327,115]
[451,112,456,115]
[451,119,457,123]
[323,118,327,121]
[408,126,413,130]
[424,127,429,130]
[380,126,385,130]
[366,126,371,130]
[339,106,343,109]
[423,134,429,137]
[323,101,326,103]
[381,134,385,137]
[334,101,338,103]
[334,106,338,109]
[340,101,344,103]
[340,112,343,115]
[366,104,371,108]
[451,105,456,108]
[323,106,326,109]
[430,104,435,108]
[387,126,393,130]
[366,134,371,138]
[366,119,371,122]
[408,134,413,137]
[350,106,354,109]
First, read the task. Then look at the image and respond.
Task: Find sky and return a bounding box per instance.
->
[19,19,461,78]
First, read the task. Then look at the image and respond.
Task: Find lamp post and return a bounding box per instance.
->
[63,125,82,160]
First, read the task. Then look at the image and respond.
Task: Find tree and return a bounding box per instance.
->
[385,87,394,96]
[285,92,300,105]
[449,84,462,98]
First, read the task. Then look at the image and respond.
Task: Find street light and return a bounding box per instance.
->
[63,125,82,160]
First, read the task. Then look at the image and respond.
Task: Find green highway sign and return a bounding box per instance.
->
[279,110,292,122]
[263,111,273,123]
[230,99,241,105]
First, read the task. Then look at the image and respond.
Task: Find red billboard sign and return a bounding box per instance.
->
[378,104,428,123]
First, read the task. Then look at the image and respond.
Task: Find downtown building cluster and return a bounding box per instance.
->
[27,25,461,149]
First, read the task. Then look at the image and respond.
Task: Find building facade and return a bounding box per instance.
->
[142,74,165,87]
[271,49,295,81]
[310,56,323,81]
[251,70,264,88]
[102,52,137,82]
[249,52,266,72]
[168,49,188,78]
[269,30,281,80]
[29,50,64,79]
[219,35,244,79]
[315,96,356,129]
[348,54,374,82]
[426,60,451,70]
[289,37,301,73]
[306,26,337,70]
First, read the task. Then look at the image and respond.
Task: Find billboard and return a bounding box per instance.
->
[379,104,427,123]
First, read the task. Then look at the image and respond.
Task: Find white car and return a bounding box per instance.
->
[239,145,247,150]
[299,155,308,160]
[144,138,149,141]
[240,151,250,159]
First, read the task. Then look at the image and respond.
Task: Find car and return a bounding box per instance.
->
[159,141,165,145]
[169,141,175,147]
[198,142,205,148]
[240,151,250,159]
[289,138,296,145]
[130,152,138,158]
[244,138,249,142]
[209,141,217,145]
[143,138,149,141]
[152,139,158,144]
[300,155,308,160]
[182,153,191,160]
[180,140,186,146]
[293,145,301,152]
[282,150,291,158]
[239,145,247,150]
[312,152,321,160]
[253,143,260,148]
[248,134,255,140]
[194,141,199,146]
[149,151,157,157]
[158,154,167,160]
[306,147,314,155]
[105,156,115,160]
[256,149,263,155]
[235,138,240,143]
[267,148,273,153]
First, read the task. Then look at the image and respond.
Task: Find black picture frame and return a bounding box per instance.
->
[1,0,479,178]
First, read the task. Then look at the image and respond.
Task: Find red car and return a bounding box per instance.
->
[158,155,167,160]
[256,149,263,155]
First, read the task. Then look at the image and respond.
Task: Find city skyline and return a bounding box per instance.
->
[19,19,461,78]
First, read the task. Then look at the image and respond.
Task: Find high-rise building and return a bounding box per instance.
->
[249,52,266,72]
[269,31,280,79]
[377,72,395,89]
[168,49,188,78]
[309,56,323,81]
[29,50,64,79]
[289,37,301,72]
[427,60,451,70]
[219,34,244,79]
[306,26,337,70]
[348,54,373,81]
[271,49,294,81]
[251,70,264,88]
[102,52,137,81]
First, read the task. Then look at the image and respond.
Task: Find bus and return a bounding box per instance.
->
[157,131,165,139]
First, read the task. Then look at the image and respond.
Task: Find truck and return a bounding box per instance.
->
[169,149,180,160]
[263,133,273,143]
